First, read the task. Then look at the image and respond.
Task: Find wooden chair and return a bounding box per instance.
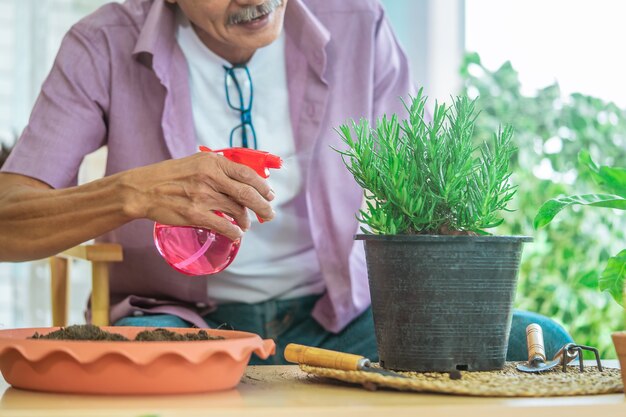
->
[49,243,123,326]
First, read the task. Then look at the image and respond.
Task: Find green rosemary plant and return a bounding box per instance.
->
[336,88,517,235]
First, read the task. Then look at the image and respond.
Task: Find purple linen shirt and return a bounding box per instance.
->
[3,0,415,333]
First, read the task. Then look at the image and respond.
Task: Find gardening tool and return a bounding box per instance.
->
[517,323,560,373]
[284,343,409,378]
[516,323,579,373]
[552,342,604,373]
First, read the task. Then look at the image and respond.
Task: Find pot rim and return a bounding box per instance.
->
[355,234,533,243]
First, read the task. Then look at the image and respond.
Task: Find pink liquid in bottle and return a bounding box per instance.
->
[154,219,240,276]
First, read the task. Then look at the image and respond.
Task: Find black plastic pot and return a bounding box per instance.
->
[356,234,533,372]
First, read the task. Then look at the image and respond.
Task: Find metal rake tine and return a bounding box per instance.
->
[575,344,603,372]
[556,343,578,372]
[575,347,584,372]
[564,345,584,373]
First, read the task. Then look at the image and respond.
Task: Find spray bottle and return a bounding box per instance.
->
[154,146,282,276]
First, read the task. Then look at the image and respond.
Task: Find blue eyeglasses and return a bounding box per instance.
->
[223,65,257,149]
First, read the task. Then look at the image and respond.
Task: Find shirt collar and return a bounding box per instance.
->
[132,0,177,82]
[284,0,330,82]
[132,0,331,83]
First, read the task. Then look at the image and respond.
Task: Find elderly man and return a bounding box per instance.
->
[0,0,571,363]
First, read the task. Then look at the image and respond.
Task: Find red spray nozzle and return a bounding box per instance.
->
[199,146,282,178]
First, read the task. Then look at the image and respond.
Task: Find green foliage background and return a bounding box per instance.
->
[461,53,626,358]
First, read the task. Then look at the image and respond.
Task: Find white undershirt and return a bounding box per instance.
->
[176,11,325,304]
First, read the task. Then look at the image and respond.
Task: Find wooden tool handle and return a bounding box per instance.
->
[525,323,546,362]
[284,343,368,371]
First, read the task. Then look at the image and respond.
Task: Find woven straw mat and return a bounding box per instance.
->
[300,362,623,397]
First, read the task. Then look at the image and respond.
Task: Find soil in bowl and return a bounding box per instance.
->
[30,324,224,341]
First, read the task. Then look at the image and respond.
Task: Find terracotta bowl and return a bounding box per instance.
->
[0,327,275,395]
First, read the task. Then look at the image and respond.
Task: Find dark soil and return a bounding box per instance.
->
[134,328,222,341]
[30,324,224,342]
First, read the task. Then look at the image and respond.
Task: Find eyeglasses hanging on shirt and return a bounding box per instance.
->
[223,65,257,149]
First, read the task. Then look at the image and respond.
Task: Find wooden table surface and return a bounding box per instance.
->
[0,363,624,417]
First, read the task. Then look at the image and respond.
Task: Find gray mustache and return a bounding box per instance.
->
[227,0,283,25]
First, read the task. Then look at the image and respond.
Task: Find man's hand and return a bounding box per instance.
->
[0,152,274,261]
[120,152,275,241]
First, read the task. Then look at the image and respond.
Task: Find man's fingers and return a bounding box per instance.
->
[210,159,275,221]
[217,198,251,231]
[204,211,244,241]
[233,184,275,221]
[219,158,274,200]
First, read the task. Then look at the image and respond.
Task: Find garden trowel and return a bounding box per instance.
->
[284,343,409,378]
[516,323,577,373]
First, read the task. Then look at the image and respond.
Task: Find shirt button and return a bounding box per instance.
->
[196,302,207,308]
[132,310,144,317]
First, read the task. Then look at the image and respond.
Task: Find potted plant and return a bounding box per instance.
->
[534,151,625,389]
[335,89,531,372]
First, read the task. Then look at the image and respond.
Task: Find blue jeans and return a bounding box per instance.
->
[115,296,573,364]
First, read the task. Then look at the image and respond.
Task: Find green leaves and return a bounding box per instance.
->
[534,193,626,229]
[336,88,516,235]
[599,250,626,307]
[533,151,625,307]
[579,150,626,198]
